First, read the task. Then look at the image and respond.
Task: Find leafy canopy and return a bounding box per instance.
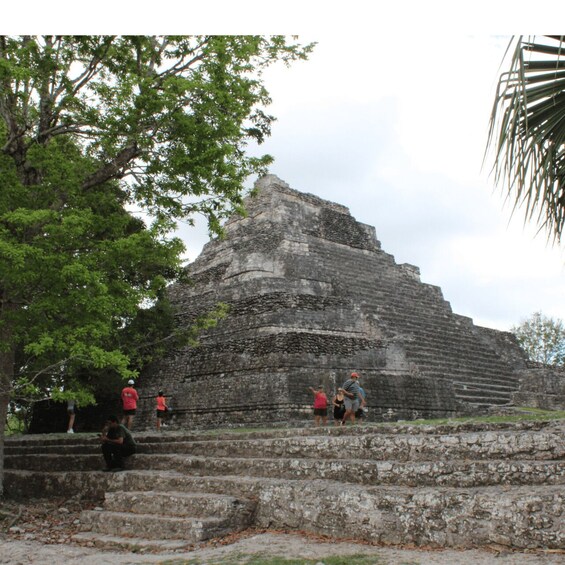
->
[1,35,313,231]
[512,311,565,366]
[0,35,313,404]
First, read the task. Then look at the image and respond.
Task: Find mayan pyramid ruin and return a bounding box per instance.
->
[136,175,531,429]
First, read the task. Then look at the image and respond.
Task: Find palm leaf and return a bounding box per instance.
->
[487,35,565,243]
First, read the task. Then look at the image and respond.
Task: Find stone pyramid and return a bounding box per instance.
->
[137,175,529,428]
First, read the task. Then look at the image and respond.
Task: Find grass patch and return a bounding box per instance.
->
[160,553,386,565]
[195,408,565,438]
[389,408,565,427]
[200,427,280,436]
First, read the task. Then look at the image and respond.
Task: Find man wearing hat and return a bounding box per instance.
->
[121,379,139,429]
[339,372,361,425]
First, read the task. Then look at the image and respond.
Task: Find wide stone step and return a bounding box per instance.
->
[4,469,116,499]
[452,380,518,392]
[453,381,517,394]
[10,428,563,475]
[140,454,565,487]
[4,442,98,456]
[137,418,557,439]
[140,429,565,461]
[104,490,256,523]
[4,435,100,447]
[4,453,101,471]
[116,470,265,497]
[454,392,513,405]
[71,532,190,552]
[80,509,238,541]
[6,421,562,460]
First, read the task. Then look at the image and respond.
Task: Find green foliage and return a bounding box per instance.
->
[512,311,565,366]
[487,35,565,242]
[49,382,96,408]
[0,35,313,232]
[119,299,230,373]
[5,410,25,436]
[0,36,313,428]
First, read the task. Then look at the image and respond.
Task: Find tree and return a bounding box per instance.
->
[0,35,313,494]
[512,311,565,366]
[487,35,565,243]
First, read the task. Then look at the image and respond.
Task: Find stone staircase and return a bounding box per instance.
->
[5,419,565,550]
[76,490,256,551]
[312,238,523,407]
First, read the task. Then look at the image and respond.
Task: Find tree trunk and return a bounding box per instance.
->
[0,289,16,497]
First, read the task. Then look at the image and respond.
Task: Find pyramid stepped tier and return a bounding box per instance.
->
[5,420,565,550]
[133,175,532,429]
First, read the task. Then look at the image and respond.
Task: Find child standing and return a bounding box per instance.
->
[156,390,168,430]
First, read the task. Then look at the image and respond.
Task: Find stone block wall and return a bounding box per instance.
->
[512,366,565,409]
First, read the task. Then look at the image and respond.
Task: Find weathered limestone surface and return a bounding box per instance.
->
[513,366,565,410]
[5,419,565,550]
[80,491,255,542]
[136,175,532,430]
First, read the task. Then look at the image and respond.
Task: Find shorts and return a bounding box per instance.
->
[344,397,360,412]
[156,409,167,418]
[313,408,327,416]
[123,409,137,416]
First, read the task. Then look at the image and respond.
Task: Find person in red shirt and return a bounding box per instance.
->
[308,385,328,426]
[121,379,139,429]
[156,390,168,431]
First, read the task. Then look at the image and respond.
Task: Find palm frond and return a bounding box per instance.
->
[487,35,565,243]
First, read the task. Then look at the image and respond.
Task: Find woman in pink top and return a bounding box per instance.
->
[308,385,328,426]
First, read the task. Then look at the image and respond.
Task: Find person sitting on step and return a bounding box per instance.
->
[100,415,137,472]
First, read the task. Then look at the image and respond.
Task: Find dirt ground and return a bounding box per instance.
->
[1,497,564,564]
[2,533,565,565]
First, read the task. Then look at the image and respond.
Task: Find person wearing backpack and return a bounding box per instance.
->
[339,372,361,425]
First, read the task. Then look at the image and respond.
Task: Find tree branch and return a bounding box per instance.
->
[82,143,141,190]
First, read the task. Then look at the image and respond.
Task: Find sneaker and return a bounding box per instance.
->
[67,429,74,433]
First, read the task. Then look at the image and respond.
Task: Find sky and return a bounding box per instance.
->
[177,31,565,332]
[8,2,565,332]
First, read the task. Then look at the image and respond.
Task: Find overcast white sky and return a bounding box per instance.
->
[10,2,565,331]
[178,31,565,332]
